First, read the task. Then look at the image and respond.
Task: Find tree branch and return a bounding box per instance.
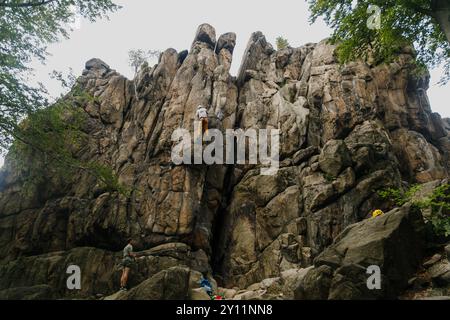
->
[399,1,433,17]
[0,0,58,8]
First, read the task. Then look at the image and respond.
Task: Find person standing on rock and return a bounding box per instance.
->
[196,105,209,137]
[120,238,137,291]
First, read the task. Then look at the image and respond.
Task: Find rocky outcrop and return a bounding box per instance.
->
[0,243,205,299]
[294,205,426,299]
[213,37,448,288]
[0,24,449,299]
[114,267,191,300]
[401,242,450,300]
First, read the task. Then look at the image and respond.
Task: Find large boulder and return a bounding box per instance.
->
[117,267,190,300]
[230,267,312,300]
[428,260,450,287]
[295,205,426,299]
[391,129,447,183]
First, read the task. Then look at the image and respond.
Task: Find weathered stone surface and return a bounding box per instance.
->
[0,285,53,300]
[230,267,312,300]
[295,205,426,300]
[402,241,450,300]
[428,260,450,286]
[216,32,236,54]
[0,24,448,299]
[0,243,205,299]
[446,243,450,261]
[85,58,110,70]
[116,267,190,300]
[319,140,352,177]
[189,288,211,300]
[391,129,447,183]
[294,265,333,300]
[0,247,120,298]
[192,23,216,49]
[424,254,443,268]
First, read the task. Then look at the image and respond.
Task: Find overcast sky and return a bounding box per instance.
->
[0,0,449,167]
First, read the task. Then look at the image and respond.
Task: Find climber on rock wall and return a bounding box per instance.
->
[196,105,209,137]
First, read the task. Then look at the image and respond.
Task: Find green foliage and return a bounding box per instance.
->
[9,86,130,197]
[128,49,161,73]
[379,184,450,237]
[8,88,87,196]
[378,184,422,206]
[307,0,450,83]
[323,172,336,182]
[276,36,290,50]
[417,184,450,237]
[88,163,132,197]
[0,0,120,154]
[0,1,129,197]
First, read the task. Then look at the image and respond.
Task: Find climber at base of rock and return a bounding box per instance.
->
[196,105,209,137]
[120,238,138,291]
[200,273,213,298]
[200,273,224,300]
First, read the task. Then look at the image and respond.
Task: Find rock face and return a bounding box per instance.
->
[115,267,191,300]
[0,24,449,299]
[295,205,426,299]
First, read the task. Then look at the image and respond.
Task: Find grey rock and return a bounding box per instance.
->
[296,205,426,299]
[445,243,450,261]
[192,23,216,48]
[419,296,450,300]
[0,285,53,300]
[117,267,190,300]
[428,261,450,286]
[216,32,236,54]
[423,254,443,268]
[294,265,333,300]
[319,140,352,177]
[85,58,110,71]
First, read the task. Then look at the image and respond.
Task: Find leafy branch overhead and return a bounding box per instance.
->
[379,184,450,237]
[0,0,120,154]
[0,1,129,195]
[308,0,450,83]
[9,85,131,197]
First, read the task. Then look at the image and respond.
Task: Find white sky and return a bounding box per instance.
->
[0,0,449,168]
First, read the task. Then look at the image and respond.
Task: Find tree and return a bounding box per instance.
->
[379,183,450,237]
[307,0,450,83]
[128,49,160,73]
[0,0,120,154]
[276,36,290,50]
[0,1,133,195]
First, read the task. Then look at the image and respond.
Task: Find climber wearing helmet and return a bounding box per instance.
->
[372,209,384,219]
[196,105,209,137]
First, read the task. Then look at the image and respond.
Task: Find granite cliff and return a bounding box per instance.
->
[0,24,449,300]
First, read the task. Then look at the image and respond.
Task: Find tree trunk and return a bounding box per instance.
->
[432,0,450,45]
